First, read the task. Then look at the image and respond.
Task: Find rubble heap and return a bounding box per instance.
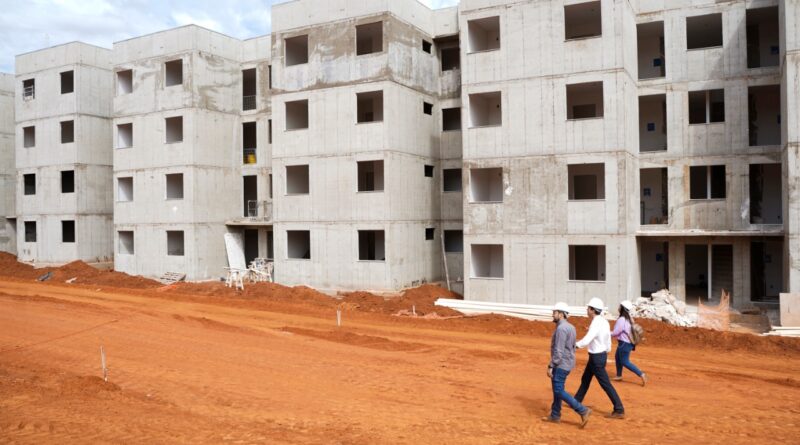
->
[632,289,697,327]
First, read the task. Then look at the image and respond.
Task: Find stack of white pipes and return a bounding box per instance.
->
[434,299,595,321]
[764,326,800,337]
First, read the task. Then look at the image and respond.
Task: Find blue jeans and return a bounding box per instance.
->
[615,341,643,377]
[550,367,587,419]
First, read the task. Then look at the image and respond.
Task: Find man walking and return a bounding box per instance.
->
[542,302,591,427]
[574,297,625,419]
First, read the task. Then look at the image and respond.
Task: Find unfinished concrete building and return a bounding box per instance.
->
[14,43,113,265]
[5,0,800,311]
[0,73,14,254]
[269,0,462,291]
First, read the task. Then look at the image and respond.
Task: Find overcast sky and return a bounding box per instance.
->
[0,0,460,73]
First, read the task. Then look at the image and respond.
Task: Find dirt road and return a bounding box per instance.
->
[1,278,799,444]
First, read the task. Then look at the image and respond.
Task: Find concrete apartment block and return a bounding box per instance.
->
[0,73,15,254]
[269,0,462,291]
[14,42,113,265]
[112,26,271,280]
[5,0,799,312]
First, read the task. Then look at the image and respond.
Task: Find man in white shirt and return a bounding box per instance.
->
[574,297,625,419]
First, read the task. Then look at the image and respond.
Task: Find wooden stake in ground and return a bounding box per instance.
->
[100,346,108,382]
[336,309,341,327]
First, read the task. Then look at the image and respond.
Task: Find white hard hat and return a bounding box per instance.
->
[587,297,605,311]
[620,300,633,311]
[553,302,570,314]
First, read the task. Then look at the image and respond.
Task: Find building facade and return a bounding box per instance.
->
[0,73,14,254]
[5,0,799,310]
[14,42,113,265]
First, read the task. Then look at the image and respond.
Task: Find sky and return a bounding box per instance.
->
[0,0,460,73]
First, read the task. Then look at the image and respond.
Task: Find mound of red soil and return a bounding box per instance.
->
[341,284,462,316]
[49,261,161,289]
[0,252,48,280]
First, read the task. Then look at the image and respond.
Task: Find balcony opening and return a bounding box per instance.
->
[61,170,74,194]
[422,39,432,54]
[117,123,132,148]
[747,7,779,68]
[117,69,133,95]
[640,168,668,224]
[687,13,722,50]
[243,175,258,217]
[569,245,605,281]
[22,78,34,100]
[243,121,257,164]
[285,35,309,66]
[23,174,35,195]
[568,163,605,200]
[567,81,603,119]
[287,230,311,259]
[24,221,36,242]
[356,22,382,55]
[357,160,384,192]
[750,164,781,224]
[118,231,134,254]
[286,165,309,195]
[751,238,783,302]
[62,220,75,243]
[165,173,184,200]
[358,230,385,261]
[640,240,669,293]
[469,91,501,127]
[690,165,726,199]
[167,230,185,256]
[444,230,463,253]
[242,68,256,111]
[442,107,461,131]
[165,59,182,87]
[285,99,309,130]
[60,70,74,94]
[438,34,460,71]
[688,89,725,124]
[685,244,734,305]
[471,244,503,278]
[748,85,781,146]
[60,120,74,143]
[244,229,259,266]
[424,165,434,178]
[637,21,665,79]
[425,228,435,241]
[469,167,502,203]
[564,1,602,40]
[423,102,433,115]
[443,168,462,192]
[467,16,500,53]
[23,126,35,148]
[117,177,133,202]
[356,91,383,123]
[165,116,183,143]
[639,94,667,152]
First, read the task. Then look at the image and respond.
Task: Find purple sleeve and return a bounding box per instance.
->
[611,318,626,339]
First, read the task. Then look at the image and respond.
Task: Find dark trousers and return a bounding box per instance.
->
[550,367,587,420]
[615,341,643,377]
[574,352,624,414]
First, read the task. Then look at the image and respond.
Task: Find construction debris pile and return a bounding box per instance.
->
[631,289,698,327]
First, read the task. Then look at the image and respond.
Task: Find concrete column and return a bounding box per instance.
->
[668,240,685,301]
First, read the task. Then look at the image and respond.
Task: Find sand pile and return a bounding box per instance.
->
[632,289,697,327]
[50,261,162,289]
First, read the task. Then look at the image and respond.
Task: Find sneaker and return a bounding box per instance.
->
[641,373,648,387]
[612,376,623,381]
[541,416,560,424]
[606,412,626,420]
[579,408,592,428]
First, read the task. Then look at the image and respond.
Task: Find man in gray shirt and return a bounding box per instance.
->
[543,302,591,427]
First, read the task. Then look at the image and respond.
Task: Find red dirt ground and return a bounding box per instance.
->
[1,254,799,443]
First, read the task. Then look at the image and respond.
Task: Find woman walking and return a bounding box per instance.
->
[611,301,647,386]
